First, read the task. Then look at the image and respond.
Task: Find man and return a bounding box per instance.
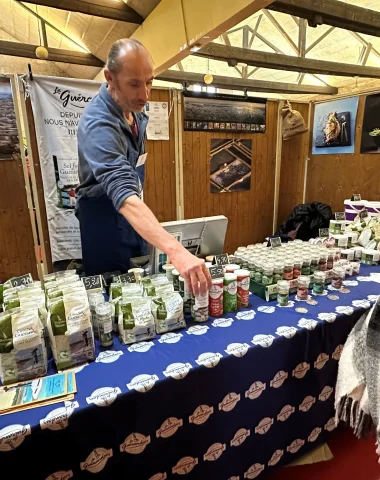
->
[77,39,210,295]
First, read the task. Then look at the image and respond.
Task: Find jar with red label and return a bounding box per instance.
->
[283,259,294,281]
[318,253,328,271]
[236,269,250,308]
[332,266,345,290]
[293,257,302,279]
[209,278,224,317]
[327,251,335,270]
[297,275,310,300]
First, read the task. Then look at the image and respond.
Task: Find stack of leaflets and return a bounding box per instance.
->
[0,371,76,415]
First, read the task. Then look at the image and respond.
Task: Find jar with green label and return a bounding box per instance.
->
[248,259,256,279]
[262,264,274,286]
[310,254,319,274]
[273,262,284,284]
[223,273,237,313]
[277,280,290,306]
[283,259,294,281]
[254,261,263,283]
[313,271,325,295]
[301,257,311,276]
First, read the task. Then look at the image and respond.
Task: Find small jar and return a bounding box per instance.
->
[293,257,302,279]
[283,259,294,281]
[162,264,175,282]
[297,276,310,300]
[262,264,274,286]
[334,248,341,262]
[313,271,325,295]
[351,262,360,275]
[341,249,355,262]
[273,262,284,284]
[301,257,311,276]
[96,302,114,348]
[248,260,256,279]
[225,264,240,274]
[88,291,105,338]
[327,251,335,270]
[318,253,328,272]
[277,280,290,307]
[254,262,263,283]
[332,266,345,290]
[310,254,319,274]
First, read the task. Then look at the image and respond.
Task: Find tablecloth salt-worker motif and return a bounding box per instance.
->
[1,266,379,480]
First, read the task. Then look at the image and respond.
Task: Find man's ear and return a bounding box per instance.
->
[104,69,112,85]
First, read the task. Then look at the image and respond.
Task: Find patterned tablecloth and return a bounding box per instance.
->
[1,266,380,480]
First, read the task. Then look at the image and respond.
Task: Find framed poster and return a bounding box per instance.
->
[0,77,20,161]
[361,93,380,154]
[312,97,359,155]
[183,92,266,133]
[210,138,252,193]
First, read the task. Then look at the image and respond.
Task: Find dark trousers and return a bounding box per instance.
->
[77,195,146,276]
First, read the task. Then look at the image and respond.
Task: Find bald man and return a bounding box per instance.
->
[76,39,210,295]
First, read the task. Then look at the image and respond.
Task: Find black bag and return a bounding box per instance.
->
[274,202,333,242]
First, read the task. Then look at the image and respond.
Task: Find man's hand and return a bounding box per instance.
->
[170,249,211,296]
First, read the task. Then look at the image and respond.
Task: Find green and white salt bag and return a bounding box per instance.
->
[48,292,94,370]
[0,308,47,385]
[118,297,155,345]
[152,292,185,334]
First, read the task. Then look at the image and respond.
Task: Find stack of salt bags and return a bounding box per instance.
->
[142,275,186,334]
[46,274,95,370]
[0,280,47,385]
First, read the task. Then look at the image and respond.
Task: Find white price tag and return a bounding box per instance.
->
[136,153,147,168]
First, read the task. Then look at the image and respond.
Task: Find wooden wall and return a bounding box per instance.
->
[0,154,37,281]
[277,102,310,227]
[182,100,278,254]
[144,89,177,222]
[306,96,380,211]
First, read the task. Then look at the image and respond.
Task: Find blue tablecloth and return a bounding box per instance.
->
[1,266,380,480]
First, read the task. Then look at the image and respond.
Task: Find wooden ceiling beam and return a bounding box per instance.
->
[268,0,380,37]
[21,0,143,24]
[156,70,338,95]
[0,40,104,66]
[195,42,380,79]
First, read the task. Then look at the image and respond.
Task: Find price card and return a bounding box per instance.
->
[209,265,225,280]
[270,237,282,248]
[214,254,229,266]
[10,273,33,288]
[319,228,330,238]
[359,208,369,219]
[119,273,137,284]
[335,212,346,221]
[82,275,103,291]
[351,194,362,201]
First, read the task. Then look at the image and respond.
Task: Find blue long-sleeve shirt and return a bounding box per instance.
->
[76,83,148,211]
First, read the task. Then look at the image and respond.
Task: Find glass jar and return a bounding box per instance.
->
[313,271,325,295]
[277,280,290,307]
[327,251,335,270]
[241,255,250,270]
[318,253,328,272]
[301,257,311,276]
[283,259,294,281]
[310,254,319,274]
[262,264,274,286]
[351,262,360,275]
[293,257,302,279]
[334,248,341,262]
[88,291,105,338]
[332,266,345,290]
[254,261,263,283]
[248,259,256,280]
[96,302,114,348]
[273,262,284,284]
[297,276,310,300]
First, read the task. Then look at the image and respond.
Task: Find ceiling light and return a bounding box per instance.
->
[204,73,214,84]
[35,46,48,59]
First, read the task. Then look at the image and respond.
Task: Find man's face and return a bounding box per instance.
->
[106,50,154,113]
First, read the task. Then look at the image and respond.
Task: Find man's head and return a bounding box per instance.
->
[104,38,154,113]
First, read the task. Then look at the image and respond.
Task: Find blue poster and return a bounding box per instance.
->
[312,97,359,155]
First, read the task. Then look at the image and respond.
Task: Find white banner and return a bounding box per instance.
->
[30,76,101,263]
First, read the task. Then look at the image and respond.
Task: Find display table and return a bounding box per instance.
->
[1,266,379,480]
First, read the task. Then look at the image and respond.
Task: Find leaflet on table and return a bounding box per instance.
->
[0,371,76,414]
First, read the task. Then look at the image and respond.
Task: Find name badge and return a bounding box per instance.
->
[136,153,147,168]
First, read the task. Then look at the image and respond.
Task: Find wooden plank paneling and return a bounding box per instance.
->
[306,96,380,211]
[144,89,177,222]
[183,100,278,254]
[278,102,310,227]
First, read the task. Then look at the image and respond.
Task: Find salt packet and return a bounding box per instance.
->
[152,293,186,334]
[118,298,155,345]
[0,309,47,385]
[48,293,95,370]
